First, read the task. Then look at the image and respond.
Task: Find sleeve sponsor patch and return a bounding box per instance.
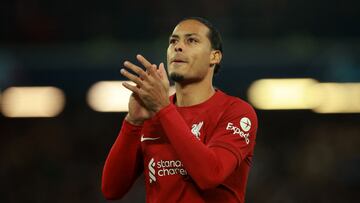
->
[226,117,251,144]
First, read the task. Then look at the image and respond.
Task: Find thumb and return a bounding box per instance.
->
[158,62,168,80]
[158,62,170,90]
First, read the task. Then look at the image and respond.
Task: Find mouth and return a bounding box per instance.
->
[171,58,188,64]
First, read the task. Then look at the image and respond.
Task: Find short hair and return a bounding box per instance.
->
[179,17,223,74]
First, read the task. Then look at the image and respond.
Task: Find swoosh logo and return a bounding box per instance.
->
[141,135,160,142]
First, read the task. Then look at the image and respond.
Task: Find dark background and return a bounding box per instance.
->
[1,0,359,202]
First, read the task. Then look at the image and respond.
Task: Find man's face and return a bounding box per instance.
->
[167,20,214,83]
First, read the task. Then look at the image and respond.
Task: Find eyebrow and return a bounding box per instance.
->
[169,33,200,39]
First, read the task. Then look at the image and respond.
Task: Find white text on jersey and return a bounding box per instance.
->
[226,122,250,144]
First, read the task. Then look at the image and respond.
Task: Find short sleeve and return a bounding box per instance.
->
[207,100,258,165]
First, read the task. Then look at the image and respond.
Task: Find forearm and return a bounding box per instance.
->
[156,104,237,190]
[101,120,143,200]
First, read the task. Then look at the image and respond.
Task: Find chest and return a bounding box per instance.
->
[141,107,222,151]
[149,107,225,160]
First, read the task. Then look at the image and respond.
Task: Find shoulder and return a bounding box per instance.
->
[218,90,256,115]
[216,91,258,129]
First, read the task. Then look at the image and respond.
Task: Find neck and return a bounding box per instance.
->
[174,75,215,107]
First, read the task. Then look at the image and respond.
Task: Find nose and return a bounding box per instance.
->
[175,47,183,52]
[174,42,183,52]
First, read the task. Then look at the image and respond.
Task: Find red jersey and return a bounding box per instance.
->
[102,90,258,203]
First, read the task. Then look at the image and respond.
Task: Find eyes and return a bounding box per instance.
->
[169,37,199,45]
[188,38,198,43]
[169,38,177,44]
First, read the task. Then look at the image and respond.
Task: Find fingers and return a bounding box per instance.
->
[121,55,163,88]
[122,81,140,94]
[123,61,148,80]
[120,68,144,87]
[137,54,158,77]
[136,54,152,69]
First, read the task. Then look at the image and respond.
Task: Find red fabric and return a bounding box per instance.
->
[155,104,238,190]
[101,120,143,200]
[102,90,258,203]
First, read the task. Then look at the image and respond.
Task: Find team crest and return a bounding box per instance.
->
[191,121,203,140]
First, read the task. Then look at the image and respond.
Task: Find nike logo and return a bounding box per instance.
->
[141,135,160,142]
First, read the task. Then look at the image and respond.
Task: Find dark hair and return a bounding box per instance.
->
[180,17,223,74]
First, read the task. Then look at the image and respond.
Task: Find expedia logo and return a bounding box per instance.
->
[226,121,250,144]
[240,117,251,132]
[148,158,188,184]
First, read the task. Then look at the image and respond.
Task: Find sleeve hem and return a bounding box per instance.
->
[121,119,143,137]
[123,119,143,129]
[152,103,176,121]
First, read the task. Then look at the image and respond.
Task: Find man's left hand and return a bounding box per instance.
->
[121,54,170,113]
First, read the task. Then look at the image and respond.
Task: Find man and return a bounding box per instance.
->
[102,17,258,203]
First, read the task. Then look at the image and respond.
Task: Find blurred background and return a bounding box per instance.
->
[1,0,360,202]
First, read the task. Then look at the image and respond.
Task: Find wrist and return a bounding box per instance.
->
[125,114,145,126]
[155,100,171,113]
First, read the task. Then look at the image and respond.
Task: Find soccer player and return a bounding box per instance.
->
[101,17,258,203]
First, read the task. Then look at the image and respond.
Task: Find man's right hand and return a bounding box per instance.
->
[125,93,154,126]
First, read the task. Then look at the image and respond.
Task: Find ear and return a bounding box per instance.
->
[209,50,222,67]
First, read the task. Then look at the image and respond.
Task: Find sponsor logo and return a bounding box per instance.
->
[148,158,188,183]
[141,135,161,142]
[226,122,250,144]
[148,158,156,183]
[191,121,203,140]
[240,117,251,132]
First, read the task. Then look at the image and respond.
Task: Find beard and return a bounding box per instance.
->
[169,72,184,82]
